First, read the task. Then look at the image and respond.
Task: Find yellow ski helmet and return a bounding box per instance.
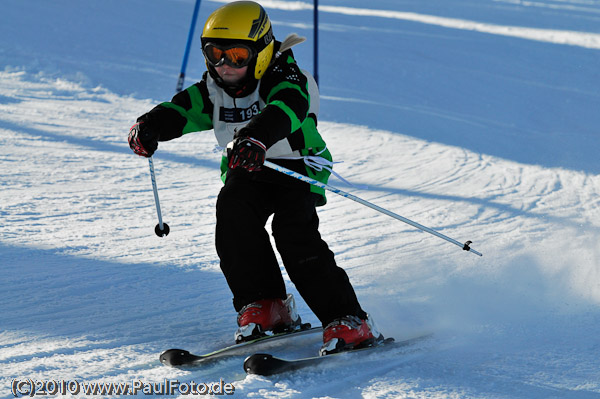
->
[201,1,275,80]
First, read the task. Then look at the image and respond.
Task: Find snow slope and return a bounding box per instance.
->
[1,0,599,398]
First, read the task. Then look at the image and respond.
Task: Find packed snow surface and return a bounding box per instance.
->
[1,0,599,398]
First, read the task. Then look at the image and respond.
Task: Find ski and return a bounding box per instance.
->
[243,334,431,376]
[160,324,321,367]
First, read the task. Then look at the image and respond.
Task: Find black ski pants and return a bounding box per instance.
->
[215,166,366,326]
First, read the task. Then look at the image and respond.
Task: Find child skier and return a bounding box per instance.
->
[128,0,382,355]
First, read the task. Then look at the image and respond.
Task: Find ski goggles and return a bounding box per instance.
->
[203,43,254,68]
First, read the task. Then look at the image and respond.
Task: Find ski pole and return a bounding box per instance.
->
[263,160,482,257]
[148,157,170,237]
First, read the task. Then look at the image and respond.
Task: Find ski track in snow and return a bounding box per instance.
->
[1,69,599,398]
[2,0,600,397]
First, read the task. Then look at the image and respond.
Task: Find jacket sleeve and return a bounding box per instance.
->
[245,51,310,148]
[137,76,214,142]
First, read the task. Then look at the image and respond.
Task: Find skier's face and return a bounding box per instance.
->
[215,64,248,85]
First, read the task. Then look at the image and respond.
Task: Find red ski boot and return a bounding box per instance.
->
[235,294,302,343]
[319,314,382,356]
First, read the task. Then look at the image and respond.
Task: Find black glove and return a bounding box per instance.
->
[227,131,267,172]
[128,121,158,157]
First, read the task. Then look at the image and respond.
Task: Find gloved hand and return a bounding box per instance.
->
[227,131,267,172]
[128,121,158,157]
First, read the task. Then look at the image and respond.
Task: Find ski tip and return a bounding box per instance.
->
[244,353,280,376]
[160,348,195,366]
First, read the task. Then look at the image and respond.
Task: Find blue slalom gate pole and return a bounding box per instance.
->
[176,0,202,93]
[313,0,319,85]
[263,161,482,257]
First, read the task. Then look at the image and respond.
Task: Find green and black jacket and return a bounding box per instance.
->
[138,45,331,204]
